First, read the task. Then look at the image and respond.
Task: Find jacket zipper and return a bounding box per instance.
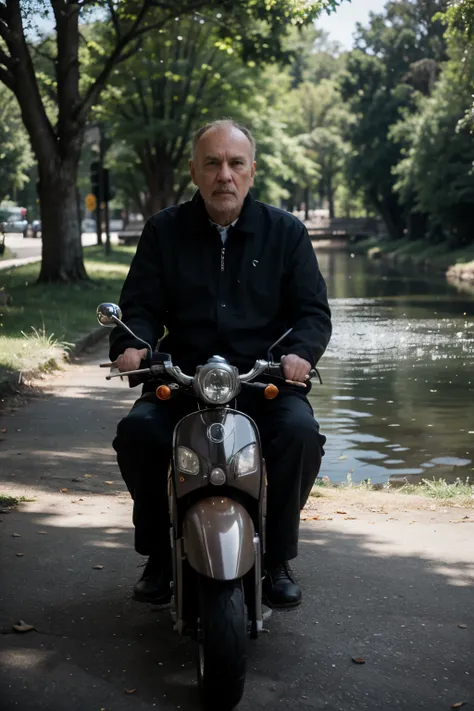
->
[221,246,225,272]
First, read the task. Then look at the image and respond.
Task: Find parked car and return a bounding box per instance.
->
[81,217,96,233]
[0,205,28,237]
[27,220,42,238]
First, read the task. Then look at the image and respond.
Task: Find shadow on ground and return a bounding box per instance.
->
[1,506,472,711]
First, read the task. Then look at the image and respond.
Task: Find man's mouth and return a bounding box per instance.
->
[213,191,235,196]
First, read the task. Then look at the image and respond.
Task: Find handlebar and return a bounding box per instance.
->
[103,358,321,387]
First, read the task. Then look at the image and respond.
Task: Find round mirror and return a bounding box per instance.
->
[97,302,122,327]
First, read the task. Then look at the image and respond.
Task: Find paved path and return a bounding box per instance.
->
[0,342,472,710]
[0,233,119,271]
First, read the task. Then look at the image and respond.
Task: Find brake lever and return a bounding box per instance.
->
[106,367,152,381]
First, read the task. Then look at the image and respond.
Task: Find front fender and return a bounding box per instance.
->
[183,497,255,581]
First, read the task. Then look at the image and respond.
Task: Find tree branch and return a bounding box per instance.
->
[75,1,153,124]
[30,44,56,64]
[0,63,14,91]
[106,0,121,40]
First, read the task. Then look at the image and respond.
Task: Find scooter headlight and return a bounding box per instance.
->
[177,446,200,475]
[197,366,238,405]
[232,443,258,477]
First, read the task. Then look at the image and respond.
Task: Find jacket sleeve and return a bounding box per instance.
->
[278,223,332,367]
[109,218,166,362]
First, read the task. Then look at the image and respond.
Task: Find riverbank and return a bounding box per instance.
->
[0,245,134,393]
[350,236,474,291]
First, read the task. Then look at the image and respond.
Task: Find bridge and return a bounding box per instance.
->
[304,217,383,242]
[117,215,383,245]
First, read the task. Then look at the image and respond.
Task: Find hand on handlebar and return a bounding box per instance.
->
[115,347,149,373]
[281,354,311,387]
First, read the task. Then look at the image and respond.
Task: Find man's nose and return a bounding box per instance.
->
[217,162,232,182]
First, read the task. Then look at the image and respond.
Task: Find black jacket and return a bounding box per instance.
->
[109,191,332,382]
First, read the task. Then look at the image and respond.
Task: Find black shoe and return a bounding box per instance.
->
[132,556,172,605]
[262,561,302,609]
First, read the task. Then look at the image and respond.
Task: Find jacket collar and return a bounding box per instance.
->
[190,190,259,235]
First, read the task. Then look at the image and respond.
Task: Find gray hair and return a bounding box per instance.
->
[191,119,256,161]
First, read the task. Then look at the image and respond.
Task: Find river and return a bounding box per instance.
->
[311,249,474,486]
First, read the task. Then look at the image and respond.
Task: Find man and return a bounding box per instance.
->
[110,119,332,609]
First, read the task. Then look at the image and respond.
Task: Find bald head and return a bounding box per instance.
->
[189,119,257,225]
[191,119,256,162]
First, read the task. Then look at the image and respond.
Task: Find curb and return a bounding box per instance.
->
[0,327,108,400]
[69,326,108,358]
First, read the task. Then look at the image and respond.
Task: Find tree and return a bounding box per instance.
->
[340,0,448,239]
[0,85,33,205]
[0,0,342,284]
[392,1,474,245]
[96,16,257,218]
[287,79,350,218]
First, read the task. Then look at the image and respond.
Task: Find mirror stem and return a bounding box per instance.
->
[112,316,153,360]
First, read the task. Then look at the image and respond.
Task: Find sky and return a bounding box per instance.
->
[316,0,386,49]
[34,1,387,51]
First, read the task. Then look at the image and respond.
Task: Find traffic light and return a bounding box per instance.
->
[90,162,114,202]
[103,169,115,202]
[90,161,101,199]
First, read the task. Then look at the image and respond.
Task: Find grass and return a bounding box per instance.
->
[398,477,474,503]
[311,474,474,506]
[0,493,35,508]
[351,236,474,274]
[0,245,15,260]
[0,245,135,384]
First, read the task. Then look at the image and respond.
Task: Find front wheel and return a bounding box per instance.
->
[197,576,246,710]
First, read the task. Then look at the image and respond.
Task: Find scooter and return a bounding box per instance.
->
[97,302,318,710]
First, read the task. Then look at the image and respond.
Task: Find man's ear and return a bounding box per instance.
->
[189,160,197,186]
[249,161,257,187]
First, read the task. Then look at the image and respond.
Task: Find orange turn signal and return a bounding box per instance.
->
[156,385,172,401]
[264,384,279,400]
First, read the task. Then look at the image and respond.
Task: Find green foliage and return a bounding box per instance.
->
[0,86,34,205]
[340,1,448,238]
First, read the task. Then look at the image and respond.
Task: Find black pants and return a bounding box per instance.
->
[113,389,325,564]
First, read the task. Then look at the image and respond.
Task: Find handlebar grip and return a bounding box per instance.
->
[128,356,152,388]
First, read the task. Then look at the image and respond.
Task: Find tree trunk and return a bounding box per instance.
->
[369,189,403,241]
[327,175,335,219]
[304,186,310,221]
[143,165,176,219]
[37,160,88,283]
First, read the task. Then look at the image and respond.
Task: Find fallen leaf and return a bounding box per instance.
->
[12,533,21,537]
[352,657,366,664]
[312,515,319,520]
[104,481,114,485]
[37,531,47,535]
[92,565,104,570]
[458,624,467,629]
[125,688,137,695]
[84,474,94,478]
[16,553,24,557]
[12,620,36,633]
[336,511,347,515]
[344,517,358,520]
[59,488,68,493]
[1,428,6,433]
[300,516,308,521]
[451,703,467,709]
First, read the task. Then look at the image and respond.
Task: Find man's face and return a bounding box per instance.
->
[190,125,256,221]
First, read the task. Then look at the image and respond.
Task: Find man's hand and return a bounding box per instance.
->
[115,347,148,373]
[281,354,311,387]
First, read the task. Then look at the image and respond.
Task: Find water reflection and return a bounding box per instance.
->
[311,250,474,485]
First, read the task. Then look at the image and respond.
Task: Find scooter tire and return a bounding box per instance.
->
[197,575,246,710]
